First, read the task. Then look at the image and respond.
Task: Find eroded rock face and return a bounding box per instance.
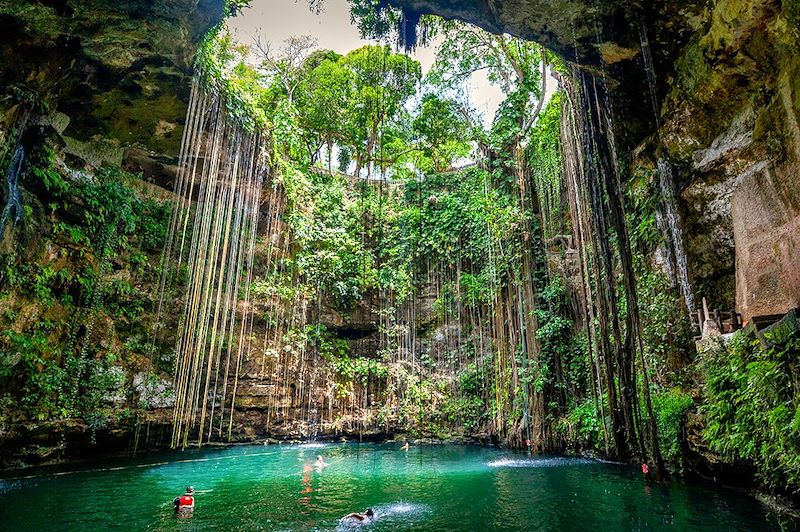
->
[732,159,800,320]
[0,0,224,161]
[389,0,633,65]
[660,0,800,321]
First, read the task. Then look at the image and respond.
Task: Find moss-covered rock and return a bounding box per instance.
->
[0,135,181,464]
[0,0,224,161]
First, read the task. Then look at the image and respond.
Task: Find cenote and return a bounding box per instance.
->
[0,443,785,530]
[2,0,800,529]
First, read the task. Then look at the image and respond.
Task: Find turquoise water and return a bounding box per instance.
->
[0,443,786,530]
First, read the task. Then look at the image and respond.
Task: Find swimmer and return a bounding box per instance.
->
[315,455,329,469]
[401,442,409,451]
[341,508,374,523]
[173,486,195,514]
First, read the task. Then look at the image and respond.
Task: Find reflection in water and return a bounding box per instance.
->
[0,443,789,531]
[300,462,314,498]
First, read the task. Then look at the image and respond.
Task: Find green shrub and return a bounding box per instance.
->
[651,388,694,470]
[1,330,69,420]
[1,150,170,427]
[701,330,800,493]
[559,398,603,451]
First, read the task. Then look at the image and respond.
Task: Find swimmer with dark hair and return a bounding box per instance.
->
[342,508,374,522]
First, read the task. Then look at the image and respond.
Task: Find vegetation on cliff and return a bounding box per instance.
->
[1,0,799,507]
[180,22,702,475]
[701,326,800,494]
[0,147,173,431]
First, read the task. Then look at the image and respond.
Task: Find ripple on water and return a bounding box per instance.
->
[0,444,782,531]
[0,479,23,495]
[297,442,329,449]
[486,457,595,468]
[375,501,431,516]
[336,502,431,531]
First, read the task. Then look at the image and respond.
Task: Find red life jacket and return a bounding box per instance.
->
[178,495,194,509]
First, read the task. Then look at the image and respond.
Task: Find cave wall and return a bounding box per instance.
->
[659,0,800,321]
[0,0,225,466]
[1,0,798,464]
[0,0,224,167]
[226,253,481,442]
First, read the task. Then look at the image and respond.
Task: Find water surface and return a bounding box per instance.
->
[0,443,786,530]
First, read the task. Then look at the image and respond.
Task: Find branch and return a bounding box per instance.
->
[522,45,549,135]
[496,35,525,84]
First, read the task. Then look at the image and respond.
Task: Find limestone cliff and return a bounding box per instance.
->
[1,0,798,471]
[0,0,224,165]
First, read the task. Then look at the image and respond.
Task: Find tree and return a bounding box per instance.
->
[426,20,548,157]
[295,50,354,169]
[340,45,421,178]
[426,19,551,450]
[411,93,472,173]
[255,35,318,105]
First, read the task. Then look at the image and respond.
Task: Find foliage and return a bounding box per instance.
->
[558,398,603,451]
[0,148,171,424]
[534,278,587,396]
[526,93,563,238]
[412,94,472,173]
[651,388,694,470]
[195,32,268,131]
[224,0,252,18]
[701,329,800,493]
[346,0,437,48]
[1,330,68,420]
[426,19,542,97]
[626,166,662,251]
[440,363,488,431]
[229,21,572,446]
[635,268,694,384]
[625,166,694,385]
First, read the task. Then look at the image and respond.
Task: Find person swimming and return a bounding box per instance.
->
[315,455,329,469]
[401,442,409,451]
[173,486,195,514]
[341,508,374,523]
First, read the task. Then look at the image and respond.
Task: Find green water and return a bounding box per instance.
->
[0,443,786,530]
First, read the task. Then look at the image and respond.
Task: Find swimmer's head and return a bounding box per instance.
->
[317,455,323,460]
[365,508,374,518]
[186,486,195,494]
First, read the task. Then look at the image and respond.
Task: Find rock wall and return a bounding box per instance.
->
[1,0,798,465]
[0,0,224,165]
[224,276,483,442]
[0,0,225,466]
[660,0,800,321]
[732,158,800,320]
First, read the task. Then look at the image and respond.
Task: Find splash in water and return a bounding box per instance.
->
[487,457,595,468]
[336,502,431,531]
[298,442,329,449]
[374,502,430,516]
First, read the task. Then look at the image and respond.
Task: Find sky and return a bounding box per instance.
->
[227,0,508,123]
